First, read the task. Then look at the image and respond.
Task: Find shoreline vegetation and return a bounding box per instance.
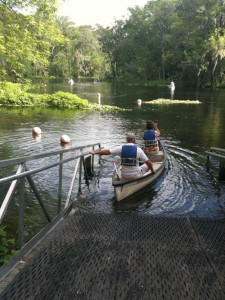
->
[0,82,203,110]
[0,82,129,112]
[2,1,225,89]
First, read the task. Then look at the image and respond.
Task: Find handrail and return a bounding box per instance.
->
[0,150,91,185]
[0,165,24,221]
[206,146,225,180]
[0,142,102,250]
[206,151,225,159]
[206,147,225,160]
[206,147,225,158]
[0,143,100,168]
[207,147,225,153]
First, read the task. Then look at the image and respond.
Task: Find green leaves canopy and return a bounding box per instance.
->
[0,0,64,80]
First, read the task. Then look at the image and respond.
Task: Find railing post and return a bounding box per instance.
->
[78,151,82,193]
[58,153,63,214]
[0,142,102,249]
[65,158,80,208]
[18,164,25,248]
[26,174,51,222]
[0,164,23,224]
[219,158,225,180]
[82,156,89,187]
[91,146,95,172]
[206,154,210,172]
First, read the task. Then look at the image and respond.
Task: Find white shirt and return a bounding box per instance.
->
[110,143,149,178]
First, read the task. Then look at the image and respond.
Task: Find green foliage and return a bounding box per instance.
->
[0,82,91,108]
[1,0,225,86]
[45,92,91,109]
[91,104,131,112]
[0,81,34,105]
[145,99,201,104]
[0,82,129,111]
[96,0,225,86]
[50,19,110,79]
[0,1,65,80]
[0,226,18,266]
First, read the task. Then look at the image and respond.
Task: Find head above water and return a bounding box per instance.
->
[126,132,136,143]
[146,120,155,130]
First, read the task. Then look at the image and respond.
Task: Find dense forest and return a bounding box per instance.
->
[1,0,225,87]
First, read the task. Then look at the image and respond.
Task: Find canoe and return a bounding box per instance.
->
[112,140,166,201]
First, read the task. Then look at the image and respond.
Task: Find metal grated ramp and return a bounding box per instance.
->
[0,210,225,300]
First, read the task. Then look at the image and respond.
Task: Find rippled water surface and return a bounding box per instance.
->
[1,81,225,237]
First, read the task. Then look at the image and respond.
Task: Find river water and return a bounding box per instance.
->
[0,80,225,238]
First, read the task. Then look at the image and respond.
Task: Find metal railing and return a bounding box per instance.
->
[206,147,225,179]
[0,143,101,250]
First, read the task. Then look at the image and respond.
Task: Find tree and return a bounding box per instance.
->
[175,0,225,86]
[0,0,64,80]
[64,25,109,79]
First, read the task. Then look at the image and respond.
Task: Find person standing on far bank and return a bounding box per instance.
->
[89,133,155,181]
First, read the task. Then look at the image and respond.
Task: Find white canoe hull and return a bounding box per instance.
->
[112,141,166,201]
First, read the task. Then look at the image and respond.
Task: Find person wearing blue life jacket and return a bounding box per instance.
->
[89,133,155,181]
[143,120,160,154]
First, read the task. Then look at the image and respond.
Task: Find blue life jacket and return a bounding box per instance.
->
[121,145,137,166]
[143,130,156,147]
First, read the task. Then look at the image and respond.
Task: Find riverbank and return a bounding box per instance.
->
[0,82,128,111]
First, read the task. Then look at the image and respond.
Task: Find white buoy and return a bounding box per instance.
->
[137,99,142,105]
[60,134,71,144]
[32,127,42,135]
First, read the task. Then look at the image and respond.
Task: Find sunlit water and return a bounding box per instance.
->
[1,81,225,238]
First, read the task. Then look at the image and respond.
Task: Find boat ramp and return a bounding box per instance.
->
[0,210,225,299]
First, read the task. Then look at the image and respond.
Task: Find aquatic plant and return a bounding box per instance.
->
[145,98,201,104]
[91,103,131,112]
[0,82,130,111]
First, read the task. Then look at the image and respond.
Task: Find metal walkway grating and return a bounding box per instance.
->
[0,210,225,299]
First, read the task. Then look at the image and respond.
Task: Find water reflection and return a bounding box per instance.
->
[167,81,175,100]
[32,133,42,142]
[170,89,174,100]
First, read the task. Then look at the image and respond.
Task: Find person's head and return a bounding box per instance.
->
[146,120,155,130]
[126,132,136,143]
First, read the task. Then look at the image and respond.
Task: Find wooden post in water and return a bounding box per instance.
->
[97,93,101,110]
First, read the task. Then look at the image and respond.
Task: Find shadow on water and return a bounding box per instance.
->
[112,185,160,212]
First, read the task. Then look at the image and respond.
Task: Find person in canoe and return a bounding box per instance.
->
[89,132,155,181]
[143,120,160,154]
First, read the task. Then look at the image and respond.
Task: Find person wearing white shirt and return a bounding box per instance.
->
[90,133,155,181]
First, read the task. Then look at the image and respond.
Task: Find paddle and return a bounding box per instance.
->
[99,157,121,180]
[113,160,121,180]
